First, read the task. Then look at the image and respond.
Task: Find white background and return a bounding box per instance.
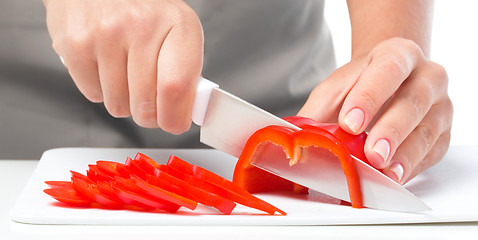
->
[325,1,478,146]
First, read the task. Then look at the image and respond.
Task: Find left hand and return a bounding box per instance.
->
[298,37,453,184]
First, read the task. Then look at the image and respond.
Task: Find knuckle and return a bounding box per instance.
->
[415,124,437,152]
[97,18,124,42]
[374,38,422,74]
[62,32,95,57]
[167,4,200,29]
[127,8,154,30]
[384,38,422,56]
[169,4,195,20]
[443,97,454,119]
[435,97,454,131]
[354,88,379,112]
[429,62,449,86]
[401,39,422,56]
[376,54,405,78]
[382,122,404,149]
[407,81,433,118]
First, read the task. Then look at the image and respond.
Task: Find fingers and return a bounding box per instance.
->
[127,39,162,128]
[362,60,451,184]
[339,38,424,134]
[59,38,103,103]
[381,98,453,184]
[97,41,130,117]
[156,8,203,134]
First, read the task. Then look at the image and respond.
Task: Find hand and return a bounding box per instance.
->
[43,0,204,134]
[299,38,453,184]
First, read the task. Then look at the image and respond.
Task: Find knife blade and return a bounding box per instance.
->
[192,77,300,158]
[192,77,431,212]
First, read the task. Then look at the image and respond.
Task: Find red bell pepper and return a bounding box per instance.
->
[233,116,368,208]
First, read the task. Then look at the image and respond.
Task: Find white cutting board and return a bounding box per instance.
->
[10,146,478,225]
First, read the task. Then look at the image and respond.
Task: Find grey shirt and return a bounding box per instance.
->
[0,0,335,159]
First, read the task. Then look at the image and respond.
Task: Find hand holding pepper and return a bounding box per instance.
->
[299,37,453,185]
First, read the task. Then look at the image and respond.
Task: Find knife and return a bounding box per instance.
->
[192,77,431,212]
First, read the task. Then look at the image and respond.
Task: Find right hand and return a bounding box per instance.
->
[43,0,204,134]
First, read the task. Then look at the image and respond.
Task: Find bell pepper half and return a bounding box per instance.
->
[232,116,370,208]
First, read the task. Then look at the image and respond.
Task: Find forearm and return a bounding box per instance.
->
[347,0,434,58]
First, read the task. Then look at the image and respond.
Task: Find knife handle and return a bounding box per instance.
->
[192,77,219,126]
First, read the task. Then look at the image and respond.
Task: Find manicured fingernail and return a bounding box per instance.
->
[387,162,404,183]
[373,139,390,164]
[344,108,364,133]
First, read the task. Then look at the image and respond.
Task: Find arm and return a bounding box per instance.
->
[348,0,433,58]
[299,0,453,184]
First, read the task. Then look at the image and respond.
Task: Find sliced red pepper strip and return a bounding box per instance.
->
[45,181,73,188]
[130,175,198,211]
[152,166,237,215]
[87,164,115,182]
[113,176,181,212]
[111,184,180,213]
[124,157,148,180]
[96,161,131,179]
[134,152,162,168]
[167,155,286,215]
[43,181,91,206]
[233,116,364,208]
[70,170,91,181]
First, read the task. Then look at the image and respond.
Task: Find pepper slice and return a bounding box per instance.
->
[233,116,366,208]
[167,155,286,215]
[151,167,237,215]
[43,181,92,206]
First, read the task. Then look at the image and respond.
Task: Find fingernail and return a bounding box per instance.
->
[344,108,364,133]
[372,139,390,164]
[387,162,404,183]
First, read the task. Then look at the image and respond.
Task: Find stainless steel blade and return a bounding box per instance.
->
[199,87,300,158]
[251,142,431,212]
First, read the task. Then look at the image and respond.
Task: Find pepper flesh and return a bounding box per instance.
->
[233,116,366,208]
